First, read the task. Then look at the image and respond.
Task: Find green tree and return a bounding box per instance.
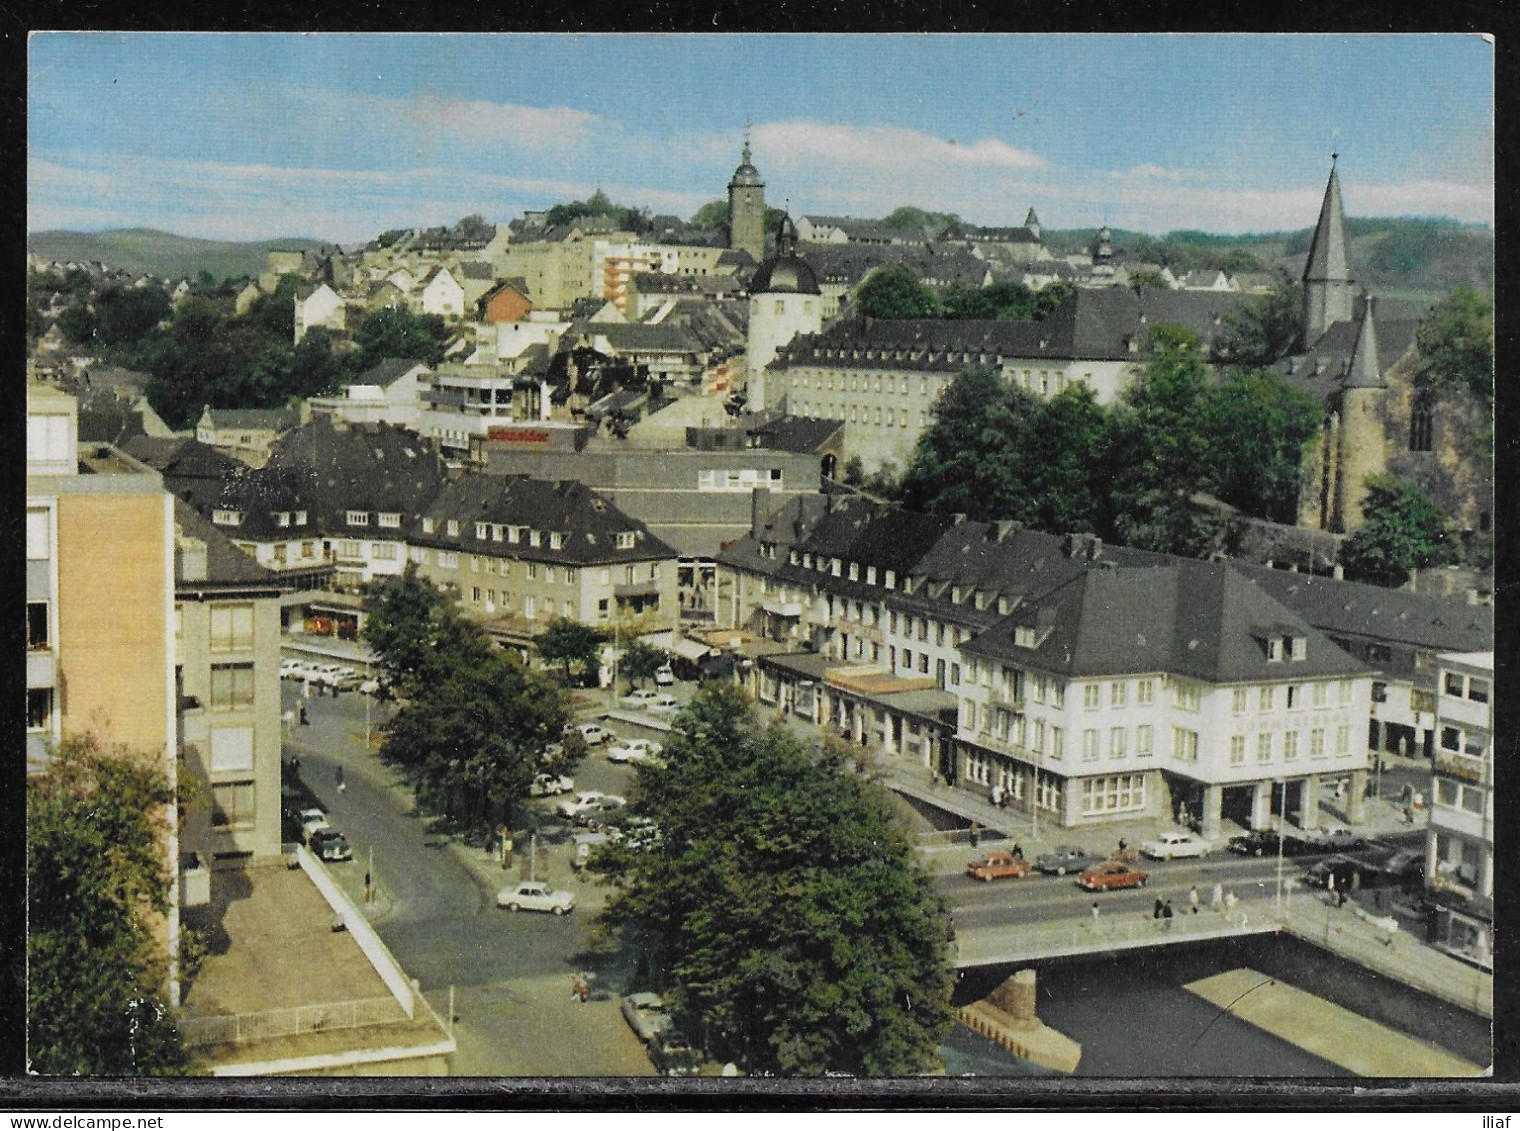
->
[94,285,172,345]
[1200,370,1323,523]
[56,304,98,344]
[1107,325,1225,556]
[899,367,1038,522]
[941,280,1049,321]
[691,200,729,230]
[882,205,958,232]
[1214,278,1304,366]
[1415,286,1493,411]
[1339,475,1462,588]
[1019,385,1111,533]
[616,639,667,690]
[27,733,189,1075]
[535,617,609,685]
[854,265,941,320]
[592,683,956,1076]
[364,563,490,700]
[349,307,451,373]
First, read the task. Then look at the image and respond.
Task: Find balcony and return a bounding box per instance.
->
[614,579,662,599]
[1434,751,1488,786]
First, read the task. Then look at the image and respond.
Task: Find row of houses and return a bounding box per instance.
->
[713,493,1493,845]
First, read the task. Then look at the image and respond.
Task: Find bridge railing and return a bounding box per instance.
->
[181,995,409,1048]
[955,902,1277,965]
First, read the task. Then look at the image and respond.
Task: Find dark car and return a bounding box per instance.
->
[309,828,353,862]
[1034,845,1105,875]
[1227,830,1281,857]
[649,1028,702,1077]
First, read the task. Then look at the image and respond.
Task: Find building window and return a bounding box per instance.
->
[1136,725,1153,757]
[526,563,538,581]
[1082,729,1099,761]
[26,602,49,650]
[1409,402,1434,452]
[211,781,256,830]
[1336,725,1350,756]
[209,603,255,652]
[1083,683,1100,709]
[447,520,460,536]
[209,663,255,710]
[341,540,362,558]
[379,512,401,528]
[1173,683,1200,711]
[1313,682,1329,707]
[209,726,254,773]
[1310,729,1325,758]
[616,532,636,550]
[438,552,458,569]
[1257,733,1272,763]
[1283,731,1299,761]
[525,595,537,618]
[1172,728,1199,762]
[1231,687,1248,714]
[422,518,436,534]
[1230,735,1246,764]
[1081,773,1147,815]
[27,688,52,731]
[346,510,369,526]
[1049,727,1064,759]
[372,543,397,560]
[1136,680,1154,706]
[27,508,51,559]
[1259,686,1275,712]
[1110,681,1127,708]
[1287,684,1300,709]
[1110,727,1126,759]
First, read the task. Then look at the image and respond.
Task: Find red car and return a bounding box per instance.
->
[1077,860,1151,891]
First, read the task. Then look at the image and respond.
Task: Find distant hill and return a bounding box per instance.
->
[27,228,329,283]
[1044,217,1492,304]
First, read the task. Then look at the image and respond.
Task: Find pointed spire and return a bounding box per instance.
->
[1344,295,1384,389]
[743,117,752,165]
[1303,157,1350,286]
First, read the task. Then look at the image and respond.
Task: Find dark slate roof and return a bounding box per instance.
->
[748,416,843,453]
[1277,309,1419,403]
[571,321,708,354]
[354,357,430,388]
[964,560,1371,682]
[1236,564,1493,654]
[1303,163,1350,285]
[77,396,147,447]
[413,475,677,565]
[806,243,991,290]
[203,406,302,431]
[173,498,284,590]
[941,223,1039,245]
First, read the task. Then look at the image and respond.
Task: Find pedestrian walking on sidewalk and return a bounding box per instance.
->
[1090,902,1100,928]
[336,765,345,794]
[299,702,309,726]
[969,822,980,849]
[1012,843,1024,861]
[1189,885,1200,914]
[990,783,1004,808]
[1211,881,1224,912]
[1153,897,1164,920]
[1163,899,1175,930]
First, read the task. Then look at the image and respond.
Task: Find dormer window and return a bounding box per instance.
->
[379,512,401,529]
[1289,636,1307,662]
[848,562,859,581]
[446,520,459,537]
[866,566,877,585]
[529,530,542,548]
[492,525,505,542]
[212,509,242,527]
[475,522,490,540]
[830,558,841,577]
[790,550,801,565]
[616,532,636,550]
[951,587,962,604]
[549,532,563,550]
[276,512,290,527]
[1014,625,1037,649]
[974,592,987,610]
[1266,638,1283,662]
[422,517,435,534]
[997,596,1011,615]
[509,526,523,544]
[347,510,369,526]
[804,553,814,570]
[884,570,895,589]
[295,510,308,526]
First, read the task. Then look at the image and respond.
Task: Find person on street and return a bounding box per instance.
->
[990,783,1004,808]
[1211,881,1224,912]
[1153,897,1164,920]
[1163,899,1175,930]
[1189,885,1200,914]
[299,703,309,726]
[1012,843,1023,860]
[1090,902,1100,928]
[336,765,345,794]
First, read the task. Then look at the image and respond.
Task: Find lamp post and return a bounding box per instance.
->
[1275,777,1287,914]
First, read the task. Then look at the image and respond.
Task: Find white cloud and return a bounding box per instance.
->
[756,119,1047,174]
[1118,164,1209,183]
[382,95,602,150]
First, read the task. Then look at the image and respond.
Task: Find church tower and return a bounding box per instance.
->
[727,129,767,261]
[1332,296,1388,532]
[1024,207,1042,242]
[1302,156,1356,348]
[746,213,822,412]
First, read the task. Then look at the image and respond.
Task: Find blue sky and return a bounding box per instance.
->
[28,32,1494,243]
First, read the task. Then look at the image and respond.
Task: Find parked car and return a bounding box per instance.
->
[496,880,574,915]
[654,664,675,686]
[573,796,628,827]
[573,722,616,746]
[358,677,383,695]
[1077,861,1151,891]
[620,688,662,708]
[530,772,575,797]
[298,808,330,842]
[1303,855,1366,891]
[1227,830,1283,857]
[308,663,347,687]
[966,850,1032,882]
[607,738,664,765]
[330,668,364,691]
[309,829,353,862]
[279,658,305,679]
[1140,831,1213,860]
[649,693,681,713]
[620,992,673,1044]
[1303,826,1366,852]
[1034,845,1105,876]
[286,660,322,682]
[557,791,626,821]
[649,1028,702,1077]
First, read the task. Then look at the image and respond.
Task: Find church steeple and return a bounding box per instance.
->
[727,123,766,261]
[1344,295,1384,390]
[1302,155,1356,347]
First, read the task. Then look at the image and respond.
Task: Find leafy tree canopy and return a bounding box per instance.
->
[349,307,451,373]
[535,617,609,683]
[616,639,667,688]
[1415,286,1493,411]
[690,200,729,230]
[592,683,956,1076]
[1214,277,1304,367]
[882,206,959,232]
[855,264,941,320]
[1199,370,1323,525]
[27,733,189,1075]
[1339,475,1462,587]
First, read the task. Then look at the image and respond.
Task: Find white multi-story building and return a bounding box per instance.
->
[1426,650,1493,968]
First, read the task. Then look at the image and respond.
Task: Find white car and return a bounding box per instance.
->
[620,689,661,708]
[654,664,675,687]
[607,738,664,765]
[573,722,616,746]
[286,660,322,682]
[648,693,680,714]
[298,808,330,842]
[1140,831,1214,860]
[279,658,306,679]
[530,772,575,797]
[358,677,383,695]
[557,790,627,821]
[309,663,346,686]
[496,880,574,915]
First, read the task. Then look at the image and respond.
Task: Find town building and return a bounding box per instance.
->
[1426,650,1493,968]
[195,404,306,467]
[746,214,824,410]
[727,135,767,262]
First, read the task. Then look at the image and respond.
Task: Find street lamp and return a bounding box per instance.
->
[1275,776,1287,914]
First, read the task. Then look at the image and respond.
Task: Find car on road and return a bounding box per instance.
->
[574,796,628,827]
[654,664,675,686]
[1034,845,1106,876]
[1302,855,1367,891]
[620,992,674,1044]
[1227,830,1283,857]
[648,692,681,714]
[649,1028,702,1077]
[1077,861,1151,891]
[607,738,664,765]
[358,676,383,695]
[620,689,662,708]
[572,722,616,746]
[557,791,627,822]
[1303,826,1366,852]
[496,880,574,915]
[530,772,575,797]
[308,663,347,687]
[279,658,306,679]
[966,850,1032,882]
[298,807,330,842]
[309,828,353,862]
[329,667,363,691]
[1140,831,1213,860]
